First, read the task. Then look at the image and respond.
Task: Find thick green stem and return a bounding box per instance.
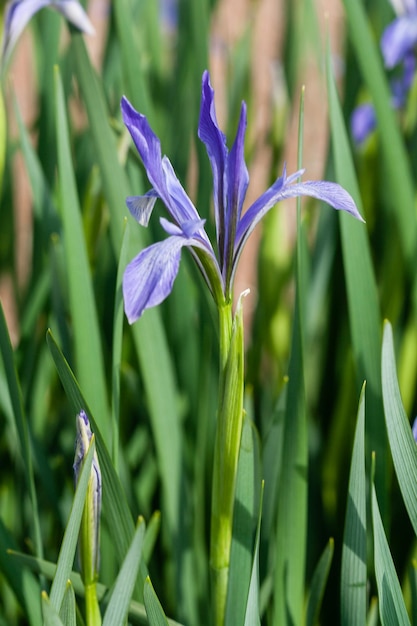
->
[85,581,102,626]
[210,298,245,625]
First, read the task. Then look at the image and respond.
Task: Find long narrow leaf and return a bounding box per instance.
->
[144,577,170,626]
[0,303,42,558]
[0,522,42,626]
[41,593,65,626]
[111,218,129,470]
[272,189,308,626]
[243,482,264,626]
[225,416,260,626]
[59,581,76,626]
[54,65,111,447]
[372,484,410,625]
[381,321,417,534]
[102,518,145,626]
[306,539,334,626]
[341,383,367,624]
[325,36,386,513]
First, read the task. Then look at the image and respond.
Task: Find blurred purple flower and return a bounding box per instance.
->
[381,0,417,68]
[351,52,416,144]
[1,0,94,68]
[121,70,364,323]
[351,103,377,145]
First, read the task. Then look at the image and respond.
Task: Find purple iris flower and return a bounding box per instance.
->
[351,103,377,146]
[1,0,94,68]
[351,52,416,144]
[381,0,417,69]
[122,70,364,324]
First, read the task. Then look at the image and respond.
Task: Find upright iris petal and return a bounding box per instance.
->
[121,71,363,323]
[381,12,417,68]
[197,73,228,265]
[1,0,94,69]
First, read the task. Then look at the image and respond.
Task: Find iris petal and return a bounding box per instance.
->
[381,15,417,68]
[227,102,249,224]
[126,191,158,226]
[122,96,200,226]
[234,171,364,282]
[1,0,94,67]
[198,71,228,249]
[123,236,188,323]
[351,103,377,144]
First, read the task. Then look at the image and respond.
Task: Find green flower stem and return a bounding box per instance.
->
[85,581,102,626]
[210,297,245,625]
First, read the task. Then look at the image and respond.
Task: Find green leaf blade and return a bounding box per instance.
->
[341,384,367,625]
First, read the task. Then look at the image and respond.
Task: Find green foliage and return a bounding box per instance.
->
[1,0,417,624]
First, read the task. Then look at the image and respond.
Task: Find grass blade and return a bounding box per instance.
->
[225,416,260,626]
[54,65,111,447]
[381,321,417,534]
[341,383,367,624]
[372,483,410,625]
[0,521,42,626]
[41,593,65,626]
[0,303,42,558]
[243,482,264,626]
[111,218,129,470]
[272,200,308,626]
[306,538,334,626]
[325,36,386,513]
[102,518,145,626]
[144,577,170,626]
[59,580,76,626]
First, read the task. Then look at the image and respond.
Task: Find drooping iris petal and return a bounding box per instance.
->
[53,0,95,34]
[123,236,188,323]
[351,103,377,144]
[381,14,417,68]
[234,169,363,280]
[1,0,94,67]
[160,216,207,238]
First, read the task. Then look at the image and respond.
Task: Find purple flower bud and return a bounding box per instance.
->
[73,410,101,581]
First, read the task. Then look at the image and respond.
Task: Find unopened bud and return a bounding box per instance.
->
[74,410,101,583]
